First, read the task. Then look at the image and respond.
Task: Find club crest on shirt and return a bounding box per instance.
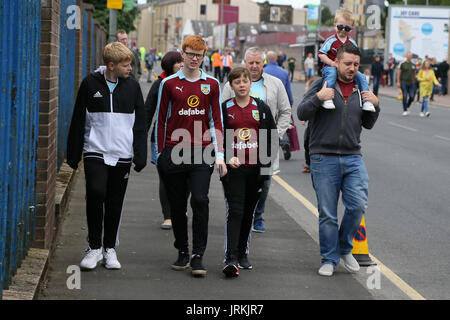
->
[252,110,260,121]
[201,84,210,95]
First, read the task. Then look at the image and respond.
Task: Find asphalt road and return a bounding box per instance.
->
[280,80,450,300]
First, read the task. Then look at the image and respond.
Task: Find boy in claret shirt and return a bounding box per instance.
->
[155,35,226,277]
[220,67,277,277]
[318,8,375,112]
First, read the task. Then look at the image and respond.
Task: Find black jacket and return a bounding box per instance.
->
[297,78,380,156]
[67,69,147,171]
[371,61,383,77]
[221,97,277,172]
[144,76,164,141]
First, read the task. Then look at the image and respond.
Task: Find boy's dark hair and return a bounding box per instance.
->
[161,51,183,76]
[227,67,251,84]
[336,43,361,60]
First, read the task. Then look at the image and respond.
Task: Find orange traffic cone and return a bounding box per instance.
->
[352,216,376,267]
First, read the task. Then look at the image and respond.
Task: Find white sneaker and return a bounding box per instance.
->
[322,99,336,109]
[318,263,334,276]
[362,101,376,112]
[402,110,410,116]
[420,112,425,117]
[341,254,360,273]
[103,248,121,269]
[425,111,430,117]
[80,247,103,270]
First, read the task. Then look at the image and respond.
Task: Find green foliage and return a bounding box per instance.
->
[84,0,140,33]
[320,6,335,26]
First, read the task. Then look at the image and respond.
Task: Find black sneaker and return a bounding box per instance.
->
[223,257,239,278]
[238,254,253,270]
[282,144,291,160]
[171,251,190,271]
[190,254,207,276]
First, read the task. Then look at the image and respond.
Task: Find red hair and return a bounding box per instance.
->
[182,35,207,54]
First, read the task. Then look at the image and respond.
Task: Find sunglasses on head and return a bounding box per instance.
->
[336,25,352,32]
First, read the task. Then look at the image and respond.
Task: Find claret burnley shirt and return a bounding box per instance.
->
[319,34,358,68]
[155,68,224,160]
[225,97,260,166]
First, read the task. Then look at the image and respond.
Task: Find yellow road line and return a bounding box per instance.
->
[272,174,426,301]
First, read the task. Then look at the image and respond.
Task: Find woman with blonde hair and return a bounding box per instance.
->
[417,60,441,117]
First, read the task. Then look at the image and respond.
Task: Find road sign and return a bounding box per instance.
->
[107,0,123,10]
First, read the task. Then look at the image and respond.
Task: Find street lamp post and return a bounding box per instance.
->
[108,9,117,43]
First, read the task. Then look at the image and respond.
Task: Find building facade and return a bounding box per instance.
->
[134,0,307,53]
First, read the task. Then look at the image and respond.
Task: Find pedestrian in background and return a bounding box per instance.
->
[387,53,397,86]
[222,46,291,234]
[202,54,210,72]
[298,43,380,277]
[370,55,383,96]
[116,31,141,81]
[264,51,295,161]
[430,57,439,101]
[212,50,223,82]
[67,42,147,271]
[145,48,156,83]
[437,58,449,96]
[417,60,441,117]
[397,52,417,116]
[414,57,423,103]
[144,51,184,230]
[287,55,296,82]
[221,50,233,82]
[220,67,277,277]
[300,77,318,174]
[304,52,315,82]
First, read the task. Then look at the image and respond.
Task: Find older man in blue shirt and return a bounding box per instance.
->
[264,50,295,162]
[264,51,294,106]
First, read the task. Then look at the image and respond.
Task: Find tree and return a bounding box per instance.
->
[320,6,334,26]
[84,0,140,33]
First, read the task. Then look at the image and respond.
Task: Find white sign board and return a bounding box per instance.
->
[213,25,226,49]
[387,5,449,62]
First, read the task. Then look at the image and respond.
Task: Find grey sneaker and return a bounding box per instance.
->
[318,263,334,276]
[341,254,360,273]
[103,248,121,270]
[80,247,103,270]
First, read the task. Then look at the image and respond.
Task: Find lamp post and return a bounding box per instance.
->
[108,9,117,43]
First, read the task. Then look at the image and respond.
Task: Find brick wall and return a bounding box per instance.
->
[36,0,60,249]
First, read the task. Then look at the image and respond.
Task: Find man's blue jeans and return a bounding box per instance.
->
[372,76,381,96]
[421,96,429,113]
[400,83,416,111]
[310,154,369,267]
[322,66,369,91]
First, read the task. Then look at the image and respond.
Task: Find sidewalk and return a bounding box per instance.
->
[37,163,375,300]
[377,86,450,109]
